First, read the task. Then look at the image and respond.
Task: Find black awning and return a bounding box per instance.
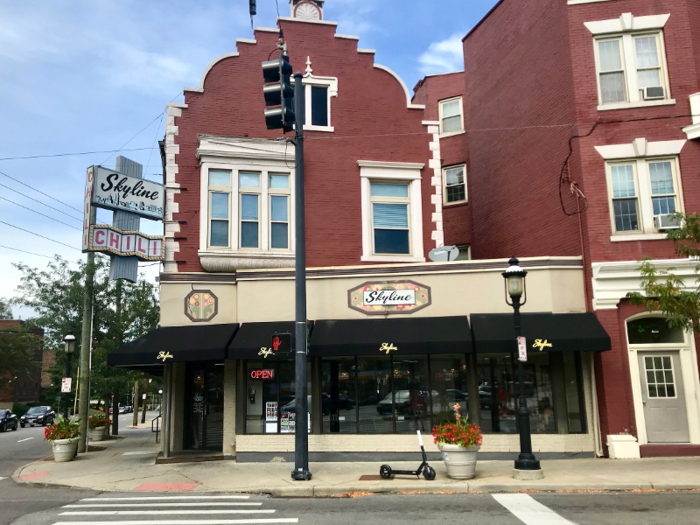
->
[228,321,297,359]
[107,323,239,368]
[470,313,611,353]
[309,316,473,357]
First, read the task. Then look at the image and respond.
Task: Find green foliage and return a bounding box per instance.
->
[627,212,700,332]
[44,415,80,441]
[88,413,111,430]
[11,256,160,406]
[0,324,42,389]
[0,298,12,319]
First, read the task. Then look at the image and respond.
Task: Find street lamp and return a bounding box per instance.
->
[502,257,543,479]
[63,334,76,419]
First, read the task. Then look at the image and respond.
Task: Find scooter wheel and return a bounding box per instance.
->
[379,465,392,479]
[423,466,436,481]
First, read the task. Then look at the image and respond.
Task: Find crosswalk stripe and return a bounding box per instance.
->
[54,520,298,525]
[492,494,576,525]
[64,503,263,508]
[60,511,275,516]
[79,496,251,501]
[0,477,7,481]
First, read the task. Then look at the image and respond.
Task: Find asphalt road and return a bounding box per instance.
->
[3,415,700,525]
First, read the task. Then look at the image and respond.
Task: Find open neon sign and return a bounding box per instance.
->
[250,369,275,380]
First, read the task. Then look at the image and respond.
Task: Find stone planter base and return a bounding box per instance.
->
[91,426,107,442]
[439,444,479,479]
[51,438,79,462]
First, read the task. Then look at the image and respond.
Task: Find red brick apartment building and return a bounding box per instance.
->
[0,320,46,410]
[415,0,700,458]
[111,0,612,461]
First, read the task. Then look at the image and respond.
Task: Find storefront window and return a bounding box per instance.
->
[322,358,357,433]
[627,317,684,345]
[357,356,392,433]
[246,360,311,434]
[563,352,585,433]
[429,354,468,425]
[393,356,431,433]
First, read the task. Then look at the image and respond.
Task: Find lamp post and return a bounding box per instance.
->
[63,334,76,419]
[502,257,543,479]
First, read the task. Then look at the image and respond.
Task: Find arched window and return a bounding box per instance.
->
[627,317,684,345]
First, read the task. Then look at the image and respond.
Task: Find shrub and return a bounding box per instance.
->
[88,414,111,430]
[44,416,80,442]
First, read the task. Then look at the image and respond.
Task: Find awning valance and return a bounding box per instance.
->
[308,316,473,357]
[470,313,611,353]
[228,321,297,359]
[107,323,239,368]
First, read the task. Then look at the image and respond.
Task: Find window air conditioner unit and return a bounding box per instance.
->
[654,214,681,230]
[643,86,665,100]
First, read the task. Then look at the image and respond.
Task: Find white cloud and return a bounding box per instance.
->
[418,33,464,75]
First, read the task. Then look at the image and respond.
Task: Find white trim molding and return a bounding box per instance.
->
[594,137,687,160]
[424,122,444,248]
[598,99,676,112]
[163,103,186,273]
[591,258,700,310]
[334,34,360,40]
[184,53,240,94]
[569,0,617,4]
[683,93,700,140]
[373,64,426,110]
[585,13,670,35]
[359,161,425,263]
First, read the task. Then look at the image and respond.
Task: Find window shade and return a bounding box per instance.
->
[373,203,408,229]
[241,194,259,221]
[271,195,288,222]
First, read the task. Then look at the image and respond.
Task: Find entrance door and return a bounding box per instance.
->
[638,352,690,443]
[186,363,224,451]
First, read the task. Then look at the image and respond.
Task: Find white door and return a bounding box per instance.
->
[638,352,690,443]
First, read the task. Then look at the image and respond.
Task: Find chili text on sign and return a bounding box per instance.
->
[89,225,164,261]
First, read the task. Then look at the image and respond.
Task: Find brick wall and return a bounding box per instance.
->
[172,20,433,271]
[462,0,581,261]
[414,73,472,249]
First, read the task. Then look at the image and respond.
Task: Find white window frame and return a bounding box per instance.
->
[207,170,232,249]
[442,164,467,205]
[358,161,425,263]
[605,157,684,237]
[369,181,412,257]
[200,164,294,253]
[294,67,338,133]
[586,13,674,111]
[268,174,292,252]
[438,96,464,137]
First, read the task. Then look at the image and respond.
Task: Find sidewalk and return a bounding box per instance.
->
[14,427,700,496]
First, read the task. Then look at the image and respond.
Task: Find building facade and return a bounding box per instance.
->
[428,0,700,457]
[109,0,611,461]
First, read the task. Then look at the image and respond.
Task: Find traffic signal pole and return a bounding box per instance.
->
[291,71,311,481]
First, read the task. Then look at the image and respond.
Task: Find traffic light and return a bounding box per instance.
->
[262,54,295,132]
[271,332,293,355]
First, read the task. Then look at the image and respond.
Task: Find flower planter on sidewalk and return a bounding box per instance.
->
[91,426,107,442]
[50,438,79,462]
[439,443,480,479]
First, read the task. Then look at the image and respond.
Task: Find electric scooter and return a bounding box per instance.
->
[379,430,436,480]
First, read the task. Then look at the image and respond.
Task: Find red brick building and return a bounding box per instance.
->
[415,0,700,457]
[0,320,46,410]
[111,0,610,461]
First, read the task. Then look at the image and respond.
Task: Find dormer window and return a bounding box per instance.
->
[298,57,337,132]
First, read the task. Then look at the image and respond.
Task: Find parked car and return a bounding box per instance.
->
[281,395,331,416]
[20,406,55,427]
[0,409,19,432]
[118,406,128,414]
[446,389,468,401]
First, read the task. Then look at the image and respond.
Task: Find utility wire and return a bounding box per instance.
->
[0,169,83,215]
[0,147,154,162]
[0,244,54,259]
[0,220,80,251]
[144,114,165,180]
[0,195,82,231]
[0,181,82,222]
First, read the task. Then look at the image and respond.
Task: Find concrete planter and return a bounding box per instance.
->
[439,443,479,479]
[50,438,79,462]
[91,426,108,442]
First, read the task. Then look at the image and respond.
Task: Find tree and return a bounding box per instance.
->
[0,298,12,319]
[12,256,160,408]
[628,212,700,332]
[0,324,42,390]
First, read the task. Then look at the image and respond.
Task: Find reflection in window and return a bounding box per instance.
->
[392,356,431,433]
[357,357,392,433]
[322,358,357,434]
[627,318,684,345]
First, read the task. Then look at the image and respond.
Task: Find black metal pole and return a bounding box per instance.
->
[291,71,311,481]
[64,353,72,419]
[513,297,540,471]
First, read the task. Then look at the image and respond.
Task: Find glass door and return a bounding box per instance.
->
[186,363,224,451]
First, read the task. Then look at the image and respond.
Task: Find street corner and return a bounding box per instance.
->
[19,471,51,482]
[133,482,200,492]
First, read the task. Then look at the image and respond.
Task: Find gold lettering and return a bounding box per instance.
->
[532,339,553,352]
[379,343,398,354]
[259,347,273,359]
[157,351,173,362]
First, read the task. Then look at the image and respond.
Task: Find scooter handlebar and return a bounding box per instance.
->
[417,430,424,447]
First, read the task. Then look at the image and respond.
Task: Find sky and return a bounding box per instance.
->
[0,0,499,317]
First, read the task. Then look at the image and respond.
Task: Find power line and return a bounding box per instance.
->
[0,169,83,214]
[0,244,54,259]
[144,114,165,179]
[0,147,154,162]
[0,195,82,231]
[0,220,80,251]
[0,181,82,222]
